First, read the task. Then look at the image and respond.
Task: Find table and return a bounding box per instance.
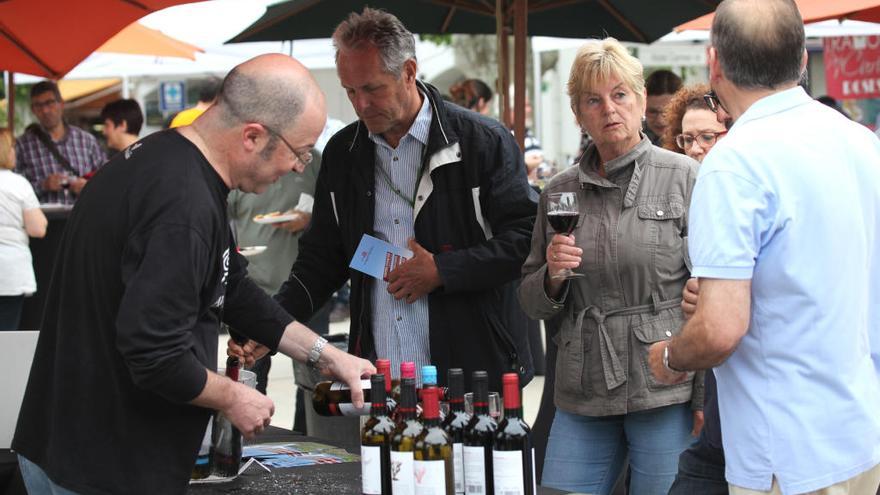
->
[19,207,70,331]
[188,426,568,495]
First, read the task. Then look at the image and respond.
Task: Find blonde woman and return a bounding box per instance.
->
[0,129,47,330]
[519,38,701,494]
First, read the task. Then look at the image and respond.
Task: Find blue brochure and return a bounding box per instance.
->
[349,234,413,281]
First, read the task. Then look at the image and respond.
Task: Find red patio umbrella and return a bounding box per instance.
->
[676,0,880,31]
[0,0,205,78]
[1,0,204,132]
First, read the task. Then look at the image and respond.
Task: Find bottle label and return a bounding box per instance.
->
[331,379,371,391]
[414,459,447,494]
[391,450,415,495]
[337,402,371,416]
[463,445,487,494]
[361,445,383,494]
[492,450,525,495]
[453,443,464,494]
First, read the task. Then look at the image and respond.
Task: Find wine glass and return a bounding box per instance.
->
[547,192,584,279]
[59,172,71,204]
[463,391,503,421]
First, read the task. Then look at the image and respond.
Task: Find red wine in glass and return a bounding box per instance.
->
[547,212,578,235]
[547,192,584,279]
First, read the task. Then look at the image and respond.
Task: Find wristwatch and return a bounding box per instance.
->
[663,342,683,373]
[307,336,328,369]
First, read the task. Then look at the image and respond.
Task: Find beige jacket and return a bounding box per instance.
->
[519,136,703,416]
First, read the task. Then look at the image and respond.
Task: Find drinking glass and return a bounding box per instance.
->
[546,192,584,279]
[464,391,503,421]
[59,173,71,204]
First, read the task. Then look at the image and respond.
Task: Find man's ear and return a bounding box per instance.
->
[242,123,265,152]
[707,46,722,83]
[119,120,128,134]
[403,59,417,84]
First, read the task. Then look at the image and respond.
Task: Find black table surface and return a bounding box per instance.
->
[188,426,567,495]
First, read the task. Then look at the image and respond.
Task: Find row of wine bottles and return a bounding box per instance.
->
[313,359,444,418]
[360,368,536,495]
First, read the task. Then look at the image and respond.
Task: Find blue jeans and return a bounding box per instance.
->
[668,431,728,495]
[542,403,694,495]
[18,455,81,495]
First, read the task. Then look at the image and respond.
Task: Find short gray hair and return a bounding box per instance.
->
[215,65,305,134]
[711,0,805,89]
[332,7,416,77]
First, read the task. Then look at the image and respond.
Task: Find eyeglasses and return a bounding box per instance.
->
[31,98,59,110]
[675,130,728,150]
[221,96,314,166]
[261,123,314,166]
[703,90,724,114]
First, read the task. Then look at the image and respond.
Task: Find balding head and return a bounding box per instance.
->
[711,0,805,90]
[214,53,325,136]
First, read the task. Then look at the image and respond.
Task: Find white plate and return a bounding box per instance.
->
[39,203,72,213]
[238,246,267,257]
[252,213,297,224]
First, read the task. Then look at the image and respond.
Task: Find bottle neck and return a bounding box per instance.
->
[448,396,464,412]
[502,377,522,420]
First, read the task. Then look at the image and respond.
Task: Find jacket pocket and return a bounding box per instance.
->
[552,308,592,399]
[632,316,693,392]
[635,198,684,247]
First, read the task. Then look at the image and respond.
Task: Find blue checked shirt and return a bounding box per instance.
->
[369,94,432,382]
[15,125,106,204]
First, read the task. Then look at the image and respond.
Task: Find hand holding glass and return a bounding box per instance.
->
[547,192,584,279]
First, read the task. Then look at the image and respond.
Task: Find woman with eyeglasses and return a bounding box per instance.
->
[663,85,733,495]
[661,84,728,163]
[519,37,702,495]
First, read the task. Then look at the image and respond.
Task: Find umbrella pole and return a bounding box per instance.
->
[6,72,14,133]
[514,0,527,151]
[497,0,510,130]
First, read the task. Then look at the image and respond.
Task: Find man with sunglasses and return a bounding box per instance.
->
[15,80,106,205]
[650,0,880,494]
[12,54,375,495]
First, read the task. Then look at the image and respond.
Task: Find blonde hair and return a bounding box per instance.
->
[567,37,645,117]
[0,129,14,170]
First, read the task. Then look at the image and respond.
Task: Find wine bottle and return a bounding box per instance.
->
[362,374,395,495]
[391,362,416,423]
[391,377,422,495]
[414,387,454,494]
[191,417,212,479]
[210,357,243,478]
[312,378,373,416]
[377,358,398,415]
[492,373,536,495]
[418,365,438,421]
[462,371,496,495]
[441,369,470,495]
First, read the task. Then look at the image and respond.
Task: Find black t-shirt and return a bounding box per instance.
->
[12,130,293,495]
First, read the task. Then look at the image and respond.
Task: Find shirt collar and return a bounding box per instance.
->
[369,90,432,148]
[731,86,812,132]
[577,133,652,187]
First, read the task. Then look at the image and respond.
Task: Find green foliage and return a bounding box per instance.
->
[420,34,453,46]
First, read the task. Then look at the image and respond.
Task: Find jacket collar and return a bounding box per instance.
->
[578,134,652,208]
[347,80,456,154]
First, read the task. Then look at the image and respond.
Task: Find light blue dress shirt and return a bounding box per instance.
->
[369,94,433,381]
[688,86,880,494]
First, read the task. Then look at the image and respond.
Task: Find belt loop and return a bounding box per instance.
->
[651,291,661,314]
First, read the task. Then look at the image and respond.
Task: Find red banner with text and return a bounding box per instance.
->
[824,36,880,100]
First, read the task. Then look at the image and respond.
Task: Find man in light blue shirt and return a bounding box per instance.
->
[648,0,880,494]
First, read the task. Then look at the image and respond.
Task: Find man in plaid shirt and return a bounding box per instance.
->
[15,81,106,205]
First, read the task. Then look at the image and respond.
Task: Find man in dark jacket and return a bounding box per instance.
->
[275,8,538,391]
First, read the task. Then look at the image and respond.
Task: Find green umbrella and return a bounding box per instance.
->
[230,0,720,147]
